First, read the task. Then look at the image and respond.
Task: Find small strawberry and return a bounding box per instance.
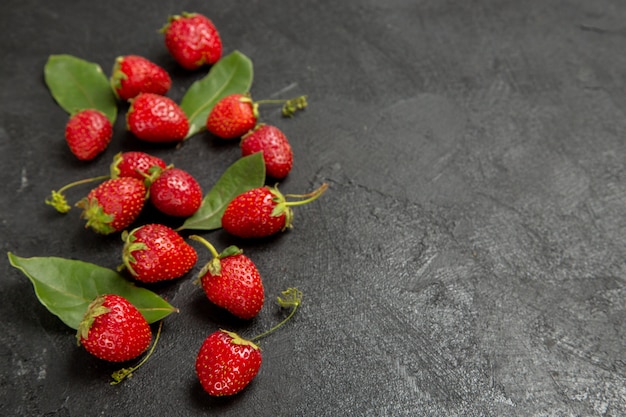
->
[76,177,147,234]
[241,124,293,179]
[206,94,308,140]
[149,167,202,217]
[127,93,189,142]
[162,12,222,70]
[122,224,198,283]
[110,151,167,181]
[110,55,172,101]
[221,183,328,238]
[196,288,302,396]
[65,109,113,161]
[77,294,152,362]
[190,235,264,319]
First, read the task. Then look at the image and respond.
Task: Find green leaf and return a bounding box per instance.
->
[180,50,253,138]
[44,54,117,124]
[7,252,178,330]
[178,153,265,231]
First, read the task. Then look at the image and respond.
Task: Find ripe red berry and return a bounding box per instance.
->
[77,294,152,362]
[241,124,293,179]
[122,224,198,283]
[162,12,222,70]
[191,236,264,319]
[65,109,113,161]
[127,93,189,142]
[149,167,202,217]
[110,55,172,101]
[221,183,328,238]
[206,93,257,139]
[110,151,167,181]
[77,177,147,234]
[195,329,261,396]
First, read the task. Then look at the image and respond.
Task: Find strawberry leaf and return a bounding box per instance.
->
[180,50,253,139]
[44,54,117,124]
[7,252,178,330]
[178,153,265,231]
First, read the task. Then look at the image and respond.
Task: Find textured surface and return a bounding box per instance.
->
[1,0,625,416]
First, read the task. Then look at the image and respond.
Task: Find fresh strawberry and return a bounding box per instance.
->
[149,167,202,217]
[162,12,222,70]
[65,109,113,161]
[76,177,147,234]
[206,94,308,140]
[196,329,261,396]
[221,183,328,238]
[195,288,302,396]
[190,236,264,319]
[110,55,172,101]
[206,93,257,139]
[110,151,167,181]
[122,224,198,283]
[127,93,189,142]
[241,124,293,179]
[77,294,152,362]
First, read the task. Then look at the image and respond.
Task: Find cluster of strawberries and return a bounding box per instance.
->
[43,12,326,396]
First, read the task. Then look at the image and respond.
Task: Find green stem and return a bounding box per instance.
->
[189,235,220,259]
[110,320,163,385]
[57,175,110,194]
[284,182,328,207]
[45,175,110,214]
[251,288,302,342]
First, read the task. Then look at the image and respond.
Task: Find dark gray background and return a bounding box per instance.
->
[1,0,625,416]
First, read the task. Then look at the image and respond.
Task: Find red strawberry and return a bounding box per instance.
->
[241,124,293,179]
[206,93,257,139]
[162,12,222,70]
[195,329,261,396]
[206,94,309,140]
[65,109,113,161]
[195,288,302,397]
[149,167,203,217]
[122,224,198,283]
[127,93,189,142]
[221,183,328,238]
[190,236,264,319]
[110,151,167,181]
[77,294,152,362]
[110,55,172,101]
[76,177,147,234]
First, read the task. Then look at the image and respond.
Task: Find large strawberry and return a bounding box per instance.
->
[241,124,293,179]
[122,224,198,283]
[162,12,222,70]
[149,167,202,217]
[65,109,113,161]
[76,177,147,234]
[195,288,302,397]
[221,183,328,238]
[110,151,167,181]
[110,55,172,101]
[190,235,264,319]
[127,93,189,142]
[206,94,308,140]
[77,294,152,362]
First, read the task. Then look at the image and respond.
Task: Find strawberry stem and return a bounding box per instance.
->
[254,95,308,117]
[251,288,302,342]
[189,235,220,258]
[284,182,328,207]
[189,234,224,278]
[110,320,163,385]
[45,175,110,214]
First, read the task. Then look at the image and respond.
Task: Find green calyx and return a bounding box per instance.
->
[120,228,148,277]
[109,56,127,98]
[268,182,329,230]
[189,235,243,281]
[76,295,110,345]
[222,329,260,350]
[76,196,116,235]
